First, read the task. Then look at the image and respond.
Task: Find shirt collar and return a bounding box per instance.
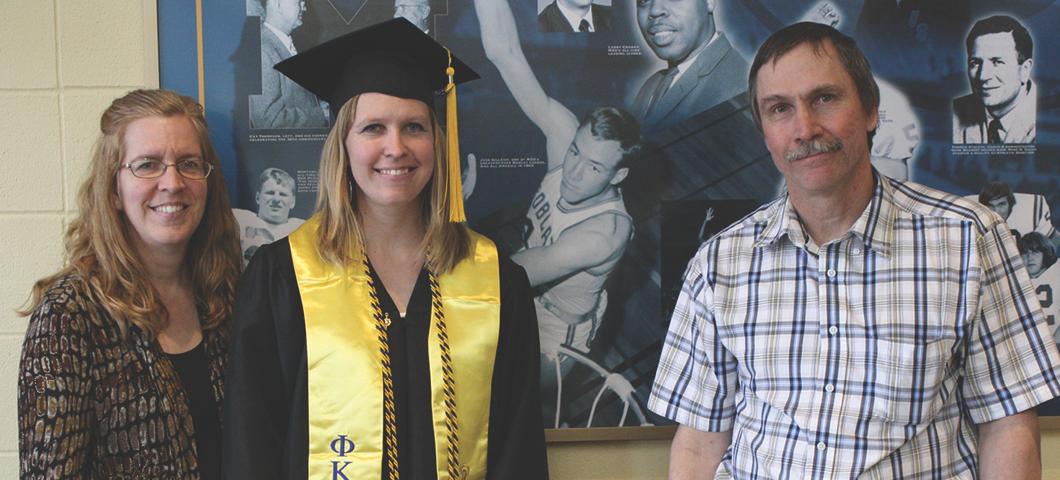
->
[671,32,720,80]
[556,0,594,32]
[753,170,895,257]
[987,81,1036,134]
[751,196,798,250]
[264,21,297,56]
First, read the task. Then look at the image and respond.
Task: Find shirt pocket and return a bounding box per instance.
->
[867,336,952,426]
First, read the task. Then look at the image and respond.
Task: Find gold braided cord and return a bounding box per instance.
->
[364,258,461,479]
[364,257,400,480]
[428,271,462,479]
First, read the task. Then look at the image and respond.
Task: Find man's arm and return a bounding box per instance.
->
[650,249,740,478]
[668,426,731,480]
[473,0,578,170]
[511,213,631,288]
[978,409,1041,479]
[961,218,1059,480]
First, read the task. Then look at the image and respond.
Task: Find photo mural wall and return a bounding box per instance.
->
[159,0,1060,435]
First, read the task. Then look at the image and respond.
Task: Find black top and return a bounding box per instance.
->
[222,238,549,479]
[167,341,222,480]
[18,274,229,479]
[376,262,438,478]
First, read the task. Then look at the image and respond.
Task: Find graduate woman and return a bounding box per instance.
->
[222,19,548,480]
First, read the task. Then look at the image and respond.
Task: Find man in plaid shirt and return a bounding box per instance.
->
[649,22,1060,479]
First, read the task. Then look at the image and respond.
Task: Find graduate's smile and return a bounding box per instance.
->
[375,166,417,177]
[346,93,435,211]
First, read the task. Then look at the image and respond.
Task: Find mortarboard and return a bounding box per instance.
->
[274,18,479,222]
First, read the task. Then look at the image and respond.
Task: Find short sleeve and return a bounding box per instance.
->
[960,221,1060,423]
[648,243,738,432]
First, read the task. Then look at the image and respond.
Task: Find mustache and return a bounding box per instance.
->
[784,138,843,162]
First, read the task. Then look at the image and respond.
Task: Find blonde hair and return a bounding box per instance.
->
[314,95,470,273]
[19,89,242,337]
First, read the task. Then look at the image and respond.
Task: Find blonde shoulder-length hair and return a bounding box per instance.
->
[20,89,243,337]
[314,94,471,274]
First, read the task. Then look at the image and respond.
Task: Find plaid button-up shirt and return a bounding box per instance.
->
[650,175,1060,479]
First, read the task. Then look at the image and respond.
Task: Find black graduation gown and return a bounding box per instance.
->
[222,239,549,479]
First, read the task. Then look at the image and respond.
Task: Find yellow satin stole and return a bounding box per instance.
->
[289,216,501,480]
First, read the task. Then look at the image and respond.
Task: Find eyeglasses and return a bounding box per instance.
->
[122,158,214,180]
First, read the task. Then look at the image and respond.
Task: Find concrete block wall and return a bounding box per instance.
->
[0,0,151,476]
[0,1,1057,479]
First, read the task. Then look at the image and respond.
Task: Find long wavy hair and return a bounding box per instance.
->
[19,89,242,337]
[314,94,471,274]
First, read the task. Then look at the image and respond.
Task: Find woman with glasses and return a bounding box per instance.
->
[17,89,242,479]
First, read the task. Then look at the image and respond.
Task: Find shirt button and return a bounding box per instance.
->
[826,269,836,278]
[828,326,838,335]
[817,442,826,451]
[824,383,835,393]
[851,247,862,255]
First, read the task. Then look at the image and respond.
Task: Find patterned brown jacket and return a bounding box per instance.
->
[18,274,228,479]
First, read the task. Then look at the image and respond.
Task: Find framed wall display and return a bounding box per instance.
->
[158,0,1060,440]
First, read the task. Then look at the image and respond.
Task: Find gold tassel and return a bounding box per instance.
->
[444,48,466,223]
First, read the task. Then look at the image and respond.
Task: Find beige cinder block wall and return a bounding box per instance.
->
[0,2,1057,479]
[1,0,156,476]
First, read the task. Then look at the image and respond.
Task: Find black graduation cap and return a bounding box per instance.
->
[273,17,479,111]
[274,17,478,222]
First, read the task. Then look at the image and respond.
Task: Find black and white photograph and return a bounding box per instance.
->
[967,180,1058,246]
[871,78,920,181]
[394,0,434,33]
[1020,232,1060,341]
[966,178,1060,386]
[294,0,447,44]
[249,0,331,129]
[472,0,642,427]
[630,0,747,134]
[162,0,1060,436]
[952,14,1037,145]
[232,167,306,264]
[537,0,614,33]
[660,200,763,319]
